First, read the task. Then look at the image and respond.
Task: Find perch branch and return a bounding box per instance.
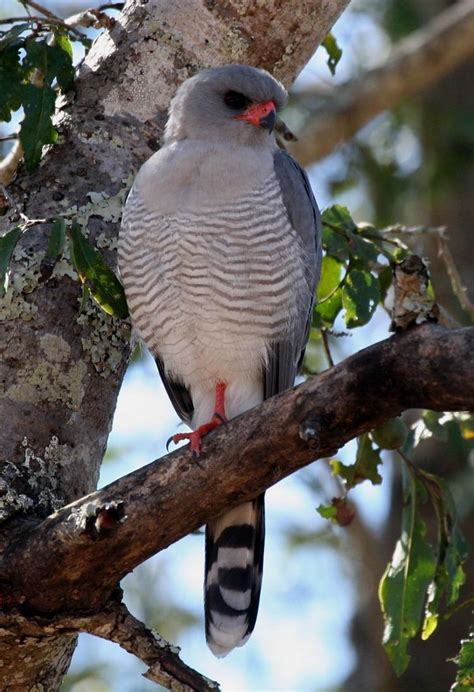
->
[2,324,473,616]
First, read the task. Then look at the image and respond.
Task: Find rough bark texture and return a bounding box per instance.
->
[0,0,350,687]
[290,0,474,165]
[2,324,472,614]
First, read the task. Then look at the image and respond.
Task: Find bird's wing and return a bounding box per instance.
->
[268,149,322,397]
[119,181,195,425]
[154,356,194,424]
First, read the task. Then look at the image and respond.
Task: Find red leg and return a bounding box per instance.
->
[168,382,228,456]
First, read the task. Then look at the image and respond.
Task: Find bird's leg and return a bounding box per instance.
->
[168,382,228,456]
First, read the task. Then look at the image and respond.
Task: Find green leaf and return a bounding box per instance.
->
[354,433,383,485]
[314,288,342,327]
[68,222,129,319]
[40,218,66,282]
[330,434,382,489]
[24,38,73,89]
[379,469,436,676]
[371,418,408,450]
[322,204,357,234]
[422,477,468,639]
[0,227,21,295]
[451,632,474,691]
[317,255,343,301]
[50,32,75,91]
[342,269,380,327]
[316,503,337,521]
[20,82,57,170]
[321,32,342,76]
[0,46,24,122]
[348,233,379,264]
[317,498,355,526]
[0,23,30,52]
[378,265,393,301]
[46,218,66,259]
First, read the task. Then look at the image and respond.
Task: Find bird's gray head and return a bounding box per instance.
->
[164,64,288,146]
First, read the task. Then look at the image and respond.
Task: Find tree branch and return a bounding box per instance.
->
[290,0,474,164]
[0,600,218,692]
[3,324,473,617]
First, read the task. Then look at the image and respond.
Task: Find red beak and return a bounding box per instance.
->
[234,100,276,132]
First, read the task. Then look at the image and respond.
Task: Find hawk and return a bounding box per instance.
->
[119,64,321,656]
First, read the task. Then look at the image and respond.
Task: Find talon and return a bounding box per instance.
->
[166,435,175,452]
[167,383,229,458]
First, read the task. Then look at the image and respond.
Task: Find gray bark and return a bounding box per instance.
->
[0,0,350,688]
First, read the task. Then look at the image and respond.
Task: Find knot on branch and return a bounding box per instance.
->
[391,255,439,331]
[85,501,127,539]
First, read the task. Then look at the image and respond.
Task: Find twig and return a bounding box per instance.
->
[381,224,448,239]
[320,328,335,367]
[83,601,219,691]
[0,600,219,692]
[20,0,57,20]
[0,134,18,142]
[17,1,86,38]
[436,235,474,321]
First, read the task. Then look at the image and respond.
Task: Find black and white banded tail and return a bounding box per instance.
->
[205,495,265,657]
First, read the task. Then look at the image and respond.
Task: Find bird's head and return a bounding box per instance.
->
[164,64,288,146]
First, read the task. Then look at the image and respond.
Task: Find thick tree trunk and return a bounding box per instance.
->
[0,0,350,687]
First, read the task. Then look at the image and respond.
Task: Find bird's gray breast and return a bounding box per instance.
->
[120,171,308,389]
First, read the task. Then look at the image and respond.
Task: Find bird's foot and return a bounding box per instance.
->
[166,382,228,457]
[167,417,223,457]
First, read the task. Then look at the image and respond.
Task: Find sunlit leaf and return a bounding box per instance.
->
[342,269,380,327]
[317,255,343,301]
[24,38,73,89]
[321,32,342,76]
[451,632,474,691]
[422,476,468,639]
[0,227,21,295]
[68,222,129,319]
[314,288,342,327]
[316,503,337,521]
[330,434,382,489]
[379,469,436,676]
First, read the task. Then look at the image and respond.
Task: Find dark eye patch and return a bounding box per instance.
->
[224,90,251,110]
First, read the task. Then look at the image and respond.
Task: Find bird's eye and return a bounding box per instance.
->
[224,90,251,110]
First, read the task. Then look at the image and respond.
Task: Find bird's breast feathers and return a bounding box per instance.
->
[119,143,309,389]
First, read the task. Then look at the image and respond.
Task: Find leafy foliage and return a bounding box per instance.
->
[321,32,342,76]
[379,467,437,675]
[451,631,474,691]
[0,23,76,169]
[378,458,469,676]
[313,204,409,331]
[308,203,472,681]
[68,222,129,319]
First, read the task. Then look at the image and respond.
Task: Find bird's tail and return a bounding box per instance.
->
[204,494,265,657]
